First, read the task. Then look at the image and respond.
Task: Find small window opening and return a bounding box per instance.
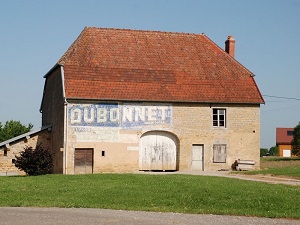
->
[213,109,226,127]
[4,148,8,156]
[101,151,105,157]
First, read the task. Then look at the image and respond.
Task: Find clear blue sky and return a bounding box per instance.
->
[0,0,299,149]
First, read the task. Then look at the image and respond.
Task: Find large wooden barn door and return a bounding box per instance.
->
[74,148,94,174]
[139,131,177,171]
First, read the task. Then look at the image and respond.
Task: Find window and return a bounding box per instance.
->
[213,109,226,127]
[213,144,226,163]
[287,130,293,136]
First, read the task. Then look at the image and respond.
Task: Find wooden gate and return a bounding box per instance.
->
[74,148,93,174]
[191,145,204,171]
[139,131,177,171]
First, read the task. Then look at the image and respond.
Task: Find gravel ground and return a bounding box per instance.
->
[0,207,299,225]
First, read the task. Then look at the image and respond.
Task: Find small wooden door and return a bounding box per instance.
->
[139,131,177,171]
[74,148,93,174]
[191,145,204,171]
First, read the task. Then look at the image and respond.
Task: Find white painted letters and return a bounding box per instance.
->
[71,108,82,124]
[69,103,172,127]
[84,108,95,123]
[97,108,107,123]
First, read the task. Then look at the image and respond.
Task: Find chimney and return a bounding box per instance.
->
[225,35,235,58]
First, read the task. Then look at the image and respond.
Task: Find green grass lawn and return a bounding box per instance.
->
[243,166,300,178]
[246,157,300,178]
[1,174,300,219]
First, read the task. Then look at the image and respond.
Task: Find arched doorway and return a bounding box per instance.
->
[139,131,178,171]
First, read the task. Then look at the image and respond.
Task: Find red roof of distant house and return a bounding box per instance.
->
[56,27,264,104]
[276,128,294,145]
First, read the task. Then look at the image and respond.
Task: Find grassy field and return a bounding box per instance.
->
[1,174,300,219]
[260,157,300,169]
[243,166,300,178]
[243,157,300,178]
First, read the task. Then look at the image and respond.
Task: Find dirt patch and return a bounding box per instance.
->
[229,173,300,186]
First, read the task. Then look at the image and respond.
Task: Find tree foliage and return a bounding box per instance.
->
[291,122,300,157]
[269,146,278,156]
[260,148,269,157]
[0,120,33,142]
[14,145,53,176]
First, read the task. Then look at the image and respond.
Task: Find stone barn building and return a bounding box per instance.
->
[1,27,264,175]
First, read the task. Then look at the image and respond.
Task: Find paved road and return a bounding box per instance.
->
[0,207,299,225]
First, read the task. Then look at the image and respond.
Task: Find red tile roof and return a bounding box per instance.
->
[58,27,264,104]
[276,128,294,144]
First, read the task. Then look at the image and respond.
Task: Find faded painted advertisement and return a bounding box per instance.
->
[68,103,172,129]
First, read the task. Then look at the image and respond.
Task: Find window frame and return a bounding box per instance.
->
[212,108,226,128]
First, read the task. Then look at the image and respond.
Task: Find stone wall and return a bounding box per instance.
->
[60,102,260,173]
[41,66,65,173]
[0,129,51,176]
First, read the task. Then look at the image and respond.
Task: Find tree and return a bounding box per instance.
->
[14,145,53,176]
[269,146,278,156]
[260,148,269,157]
[291,122,300,157]
[0,120,33,142]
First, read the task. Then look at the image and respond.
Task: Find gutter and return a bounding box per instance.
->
[61,65,69,175]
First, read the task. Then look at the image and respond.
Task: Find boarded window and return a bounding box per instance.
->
[213,144,226,163]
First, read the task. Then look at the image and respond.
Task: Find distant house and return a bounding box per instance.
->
[276,128,294,157]
[1,27,264,175]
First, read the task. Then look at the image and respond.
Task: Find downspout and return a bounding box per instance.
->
[61,66,68,174]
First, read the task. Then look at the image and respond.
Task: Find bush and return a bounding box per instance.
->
[260,148,269,157]
[14,145,53,176]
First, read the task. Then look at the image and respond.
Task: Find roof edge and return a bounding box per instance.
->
[0,124,52,149]
[65,97,263,105]
[44,63,60,78]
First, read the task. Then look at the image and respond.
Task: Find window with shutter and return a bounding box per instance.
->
[213,144,226,163]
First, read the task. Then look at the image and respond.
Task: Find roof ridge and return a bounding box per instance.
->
[84,26,206,37]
